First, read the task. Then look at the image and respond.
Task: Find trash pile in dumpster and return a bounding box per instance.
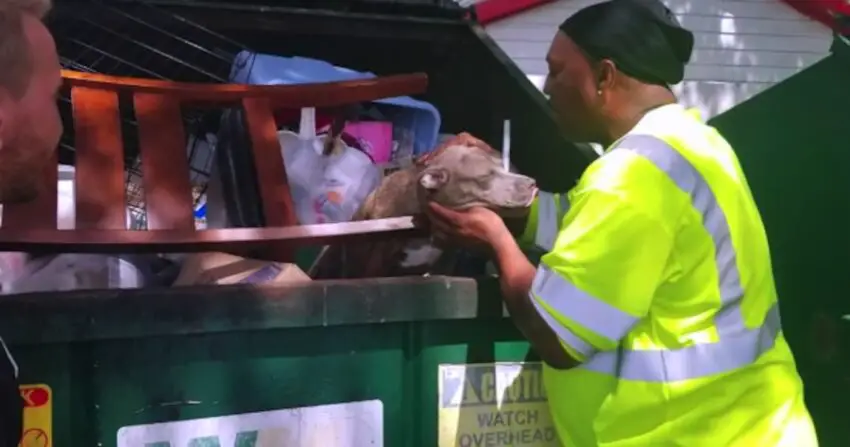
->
[0,0,533,293]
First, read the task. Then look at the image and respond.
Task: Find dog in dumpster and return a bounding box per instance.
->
[308,133,537,279]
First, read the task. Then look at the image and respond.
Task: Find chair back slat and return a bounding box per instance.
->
[242,97,296,228]
[1,155,58,230]
[71,86,126,230]
[134,92,194,230]
[242,97,297,261]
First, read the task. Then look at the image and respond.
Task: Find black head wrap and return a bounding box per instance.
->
[559,0,694,86]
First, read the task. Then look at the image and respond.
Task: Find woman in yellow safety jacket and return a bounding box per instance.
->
[423,0,819,445]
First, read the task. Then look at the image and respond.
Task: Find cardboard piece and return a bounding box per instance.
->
[174,252,311,286]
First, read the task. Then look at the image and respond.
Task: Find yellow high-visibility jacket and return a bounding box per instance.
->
[519,104,818,447]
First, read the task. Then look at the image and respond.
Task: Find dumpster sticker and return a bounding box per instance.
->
[116,399,382,447]
[438,363,559,447]
[19,384,52,447]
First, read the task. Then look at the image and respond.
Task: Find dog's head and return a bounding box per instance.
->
[416,144,537,217]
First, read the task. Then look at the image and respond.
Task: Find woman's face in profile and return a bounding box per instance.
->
[543,32,603,144]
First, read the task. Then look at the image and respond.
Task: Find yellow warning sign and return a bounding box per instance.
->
[19,384,51,447]
[438,363,559,447]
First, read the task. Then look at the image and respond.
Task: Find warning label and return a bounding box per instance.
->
[438,363,559,447]
[19,384,51,447]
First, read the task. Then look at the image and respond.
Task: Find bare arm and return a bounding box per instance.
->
[489,228,579,369]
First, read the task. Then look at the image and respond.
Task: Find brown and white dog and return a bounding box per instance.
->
[309,135,537,279]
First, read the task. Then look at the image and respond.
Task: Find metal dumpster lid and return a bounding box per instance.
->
[134,0,472,20]
[831,33,850,61]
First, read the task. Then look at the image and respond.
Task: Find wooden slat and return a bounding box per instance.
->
[71,86,126,230]
[134,93,194,230]
[1,151,58,230]
[0,217,422,257]
[242,97,297,228]
[62,70,429,108]
[243,97,297,262]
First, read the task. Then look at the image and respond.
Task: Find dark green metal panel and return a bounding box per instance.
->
[90,325,411,445]
[14,326,415,445]
[3,277,528,446]
[709,34,850,447]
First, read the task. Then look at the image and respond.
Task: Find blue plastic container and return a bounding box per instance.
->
[229,51,441,156]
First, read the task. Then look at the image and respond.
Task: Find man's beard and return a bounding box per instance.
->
[0,175,40,204]
[0,133,49,205]
[0,169,43,203]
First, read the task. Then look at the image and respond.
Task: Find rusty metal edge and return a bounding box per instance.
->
[831,33,850,61]
[0,276,510,345]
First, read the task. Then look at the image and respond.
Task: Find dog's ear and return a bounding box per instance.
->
[419,168,449,191]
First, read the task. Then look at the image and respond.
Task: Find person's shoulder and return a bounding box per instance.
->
[576,133,691,228]
[582,133,683,193]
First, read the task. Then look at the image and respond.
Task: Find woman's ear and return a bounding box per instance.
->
[596,59,617,94]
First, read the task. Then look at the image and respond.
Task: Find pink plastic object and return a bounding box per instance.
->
[343,121,394,164]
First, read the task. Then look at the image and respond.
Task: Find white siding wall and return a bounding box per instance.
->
[484,0,833,118]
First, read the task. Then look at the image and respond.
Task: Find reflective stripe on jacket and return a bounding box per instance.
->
[519,104,817,447]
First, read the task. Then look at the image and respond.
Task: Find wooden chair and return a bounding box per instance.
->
[0,70,426,261]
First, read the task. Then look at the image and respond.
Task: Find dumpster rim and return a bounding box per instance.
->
[0,276,508,345]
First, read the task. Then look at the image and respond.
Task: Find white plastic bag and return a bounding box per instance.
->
[280,108,381,224]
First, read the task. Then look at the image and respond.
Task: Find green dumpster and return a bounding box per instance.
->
[2,277,546,446]
[4,1,587,445]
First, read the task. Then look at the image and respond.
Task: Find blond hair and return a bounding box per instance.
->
[0,0,52,96]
